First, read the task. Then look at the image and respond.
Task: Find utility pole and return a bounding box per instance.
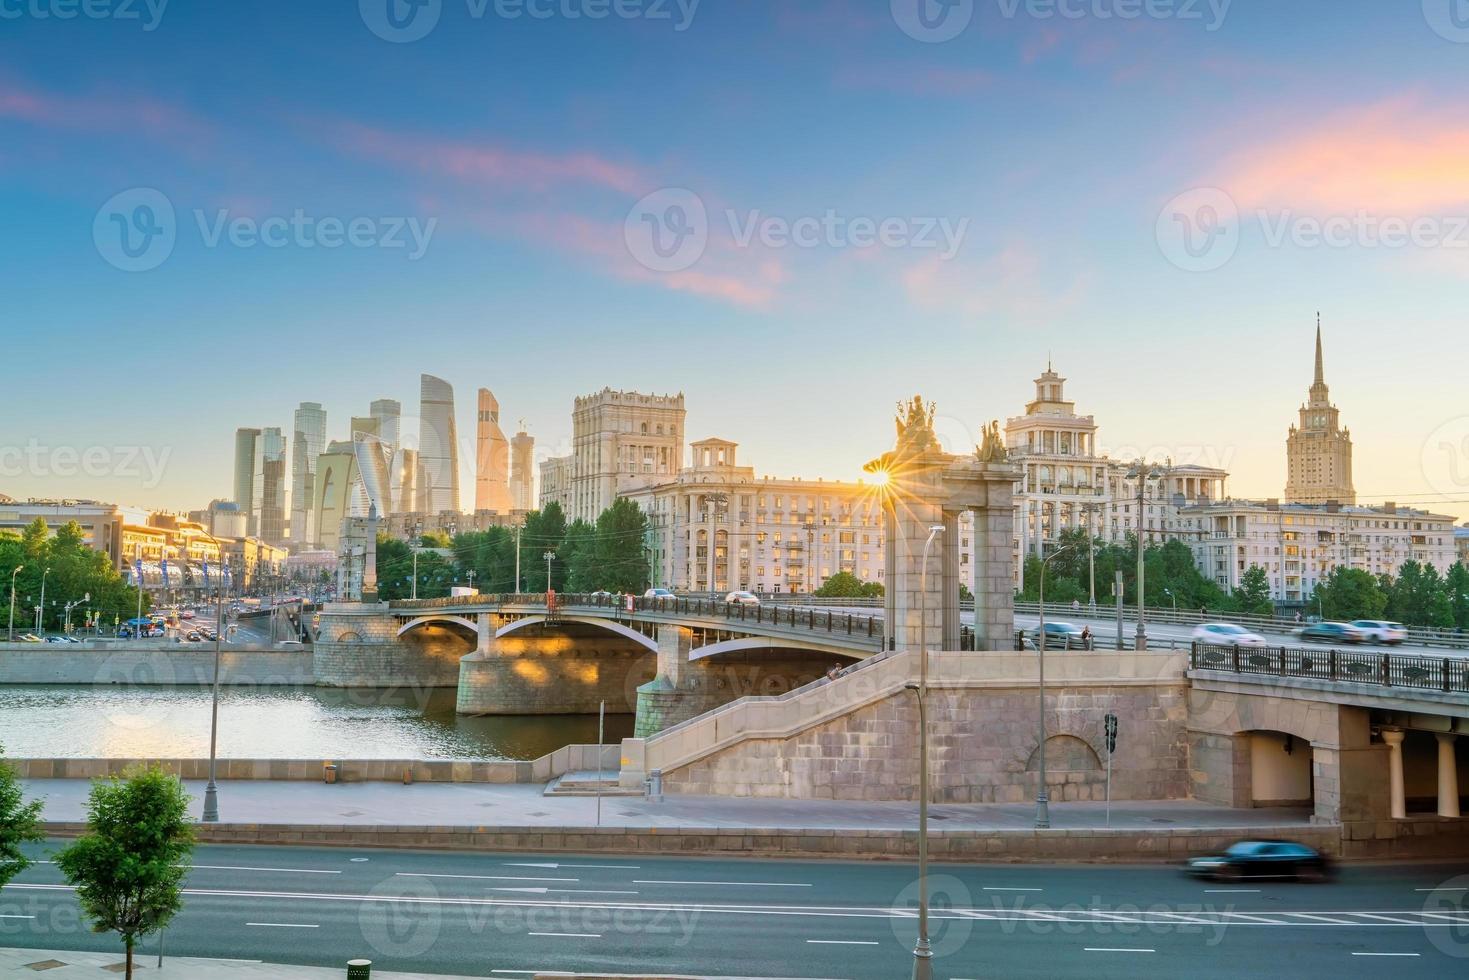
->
[1085,502,1097,615]
[543,551,556,592]
[8,565,21,642]
[514,524,522,593]
[37,567,49,635]
[1114,570,1124,651]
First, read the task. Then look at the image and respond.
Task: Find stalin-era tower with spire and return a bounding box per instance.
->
[1285,315,1356,505]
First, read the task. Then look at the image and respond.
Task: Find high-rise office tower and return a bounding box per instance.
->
[370,398,401,449]
[290,402,327,548]
[475,388,513,512]
[418,374,460,513]
[233,427,261,524]
[510,428,535,512]
[252,427,288,545]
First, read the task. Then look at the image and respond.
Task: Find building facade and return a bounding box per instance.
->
[370,398,401,449]
[251,427,289,546]
[511,429,536,512]
[232,427,260,528]
[418,373,460,514]
[475,387,513,512]
[541,389,686,522]
[623,439,885,594]
[1286,322,1355,505]
[290,401,327,548]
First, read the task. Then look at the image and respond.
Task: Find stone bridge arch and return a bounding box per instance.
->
[395,614,480,639]
[495,615,658,652]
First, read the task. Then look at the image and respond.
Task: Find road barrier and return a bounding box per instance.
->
[1190,641,1469,693]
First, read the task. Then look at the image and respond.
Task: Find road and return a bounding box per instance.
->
[3,842,1467,978]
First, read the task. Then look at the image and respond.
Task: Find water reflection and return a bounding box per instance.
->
[0,686,634,760]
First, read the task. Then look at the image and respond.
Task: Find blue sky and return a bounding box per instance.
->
[2,1,1468,521]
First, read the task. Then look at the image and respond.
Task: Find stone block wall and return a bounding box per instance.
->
[458,634,655,715]
[664,680,1190,802]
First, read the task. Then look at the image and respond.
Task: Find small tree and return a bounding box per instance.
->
[1234,565,1274,616]
[0,741,44,889]
[55,767,195,980]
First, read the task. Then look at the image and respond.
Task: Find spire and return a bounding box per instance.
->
[1313,314,1324,386]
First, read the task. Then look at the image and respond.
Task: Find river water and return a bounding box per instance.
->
[0,686,635,760]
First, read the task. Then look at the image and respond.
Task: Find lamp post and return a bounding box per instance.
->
[908,522,946,980]
[8,565,21,642]
[63,593,90,634]
[1125,460,1162,651]
[410,521,423,600]
[1036,541,1077,830]
[1085,503,1097,616]
[202,591,224,823]
[543,551,556,592]
[36,567,50,635]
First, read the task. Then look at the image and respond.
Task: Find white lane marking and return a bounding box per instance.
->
[983,887,1042,892]
[1084,948,1155,953]
[193,865,341,875]
[1292,913,1358,925]
[505,862,640,870]
[489,887,639,896]
[246,922,319,928]
[1356,913,1427,925]
[529,931,601,938]
[396,873,578,883]
[0,914,36,919]
[1416,886,1468,892]
[633,879,812,887]
[1351,952,1420,957]
[1205,889,1260,893]
[807,940,880,945]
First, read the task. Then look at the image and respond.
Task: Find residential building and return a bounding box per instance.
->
[187,499,248,539]
[624,438,885,594]
[418,374,460,514]
[290,401,327,548]
[1456,525,1469,565]
[1286,320,1355,505]
[475,387,513,512]
[539,389,684,522]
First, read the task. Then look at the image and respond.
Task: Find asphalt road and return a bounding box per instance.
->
[4,842,1468,978]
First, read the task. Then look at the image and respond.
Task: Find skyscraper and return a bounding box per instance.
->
[511,428,535,512]
[233,427,261,525]
[291,402,327,547]
[1286,318,1356,505]
[370,398,401,449]
[475,388,513,512]
[252,427,289,545]
[418,374,460,513]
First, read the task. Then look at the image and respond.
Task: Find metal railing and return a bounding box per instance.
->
[1190,642,1469,694]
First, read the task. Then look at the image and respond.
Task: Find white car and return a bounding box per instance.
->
[1190,623,1267,647]
[1350,620,1407,645]
[643,588,676,600]
[725,591,761,606]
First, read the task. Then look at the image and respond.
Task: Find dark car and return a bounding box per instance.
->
[1031,621,1087,649]
[1299,621,1363,644]
[1186,840,1333,881]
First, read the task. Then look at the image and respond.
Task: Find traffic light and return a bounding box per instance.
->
[1104,712,1118,754]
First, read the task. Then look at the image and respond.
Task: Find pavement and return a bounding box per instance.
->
[21,778,1316,831]
[3,841,1467,979]
[0,946,479,979]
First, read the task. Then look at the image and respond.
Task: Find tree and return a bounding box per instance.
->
[0,742,43,890]
[1447,562,1469,630]
[1234,565,1274,616]
[1312,567,1387,622]
[814,571,879,598]
[1,519,146,633]
[519,503,568,592]
[560,520,597,592]
[55,768,195,980]
[590,498,651,593]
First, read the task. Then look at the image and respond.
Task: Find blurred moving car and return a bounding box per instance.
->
[1032,621,1086,649]
[643,588,676,600]
[1349,620,1407,645]
[725,590,760,606]
[1190,623,1267,647]
[18,633,42,643]
[1186,840,1332,881]
[1299,621,1364,644]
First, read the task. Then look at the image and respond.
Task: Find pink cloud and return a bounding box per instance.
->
[0,78,213,144]
[1218,96,1469,215]
[902,244,1090,318]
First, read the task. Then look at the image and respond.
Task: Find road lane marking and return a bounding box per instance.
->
[529,931,601,938]
[0,914,35,919]
[633,879,812,887]
[505,862,639,870]
[246,922,319,928]
[1356,913,1426,925]
[193,865,341,875]
[807,940,880,945]
[1084,948,1155,953]
[1351,952,1420,957]
[1416,886,1468,892]
[1205,889,1259,893]
[983,887,1042,892]
[396,875,578,887]
[1292,913,1358,925]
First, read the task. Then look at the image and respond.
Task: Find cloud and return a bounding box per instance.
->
[901,243,1091,318]
[0,77,214,145]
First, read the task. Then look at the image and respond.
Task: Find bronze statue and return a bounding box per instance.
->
[977,420,1008,462]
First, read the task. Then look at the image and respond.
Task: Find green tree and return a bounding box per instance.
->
[589,498,651,593]
[1234,565,1274,616]
[452,527,518,593]
[560,520,597,592]
[1447,562,1469,630]
[519,503,568,592]
[1312,567,1387,621]
[814,571,872,598]
[55,768,195,980]
[1,519,146,633]
[0,742,43,889]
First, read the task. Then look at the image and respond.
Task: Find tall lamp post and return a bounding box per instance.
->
[202,591,225,823]
[907,523,946,980]
[8,565,21,642]
[36,567,50,635]
[1084,502,1098,615]
[1125,460,1162,651]
[1035,541,1077,829]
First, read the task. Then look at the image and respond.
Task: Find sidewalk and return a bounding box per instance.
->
[23,777,1313,831]
[0,947,475,979]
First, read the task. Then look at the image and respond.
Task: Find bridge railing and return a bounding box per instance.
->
[1190,641,1469,694]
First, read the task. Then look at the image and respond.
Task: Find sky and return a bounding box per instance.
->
[2,0,1467,523]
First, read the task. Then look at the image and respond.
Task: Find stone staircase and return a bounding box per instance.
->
[544,769,644,797]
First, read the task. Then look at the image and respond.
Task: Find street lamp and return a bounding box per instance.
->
[36,567,50,635]
[1036,541,1077,830]
[1163,587,1177,611]
[63,593,90,634]
[8,565,21,642]
[1124,460,1163,650]
[908,522,945,980]
[202,590,225,823]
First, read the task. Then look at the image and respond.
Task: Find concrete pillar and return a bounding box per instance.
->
[1383,728,1406,819]
[634,624,697,737]
[941,512,961,651]
[1437,733,1460,818]
[970,503,1016,651]
[475,613,494,655]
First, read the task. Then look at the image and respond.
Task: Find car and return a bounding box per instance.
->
[1186,840,1333,882]
[1191,622,1267,647]
[1032,621,1086,649]
[1299,621,1363,644]
[184,631,203,642]
[44,635,68,643]
[17,633,42,643]
[725,590,761,606]
[643,588,676,600]
[589,590,614,599]
[1350,620,1407,645]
